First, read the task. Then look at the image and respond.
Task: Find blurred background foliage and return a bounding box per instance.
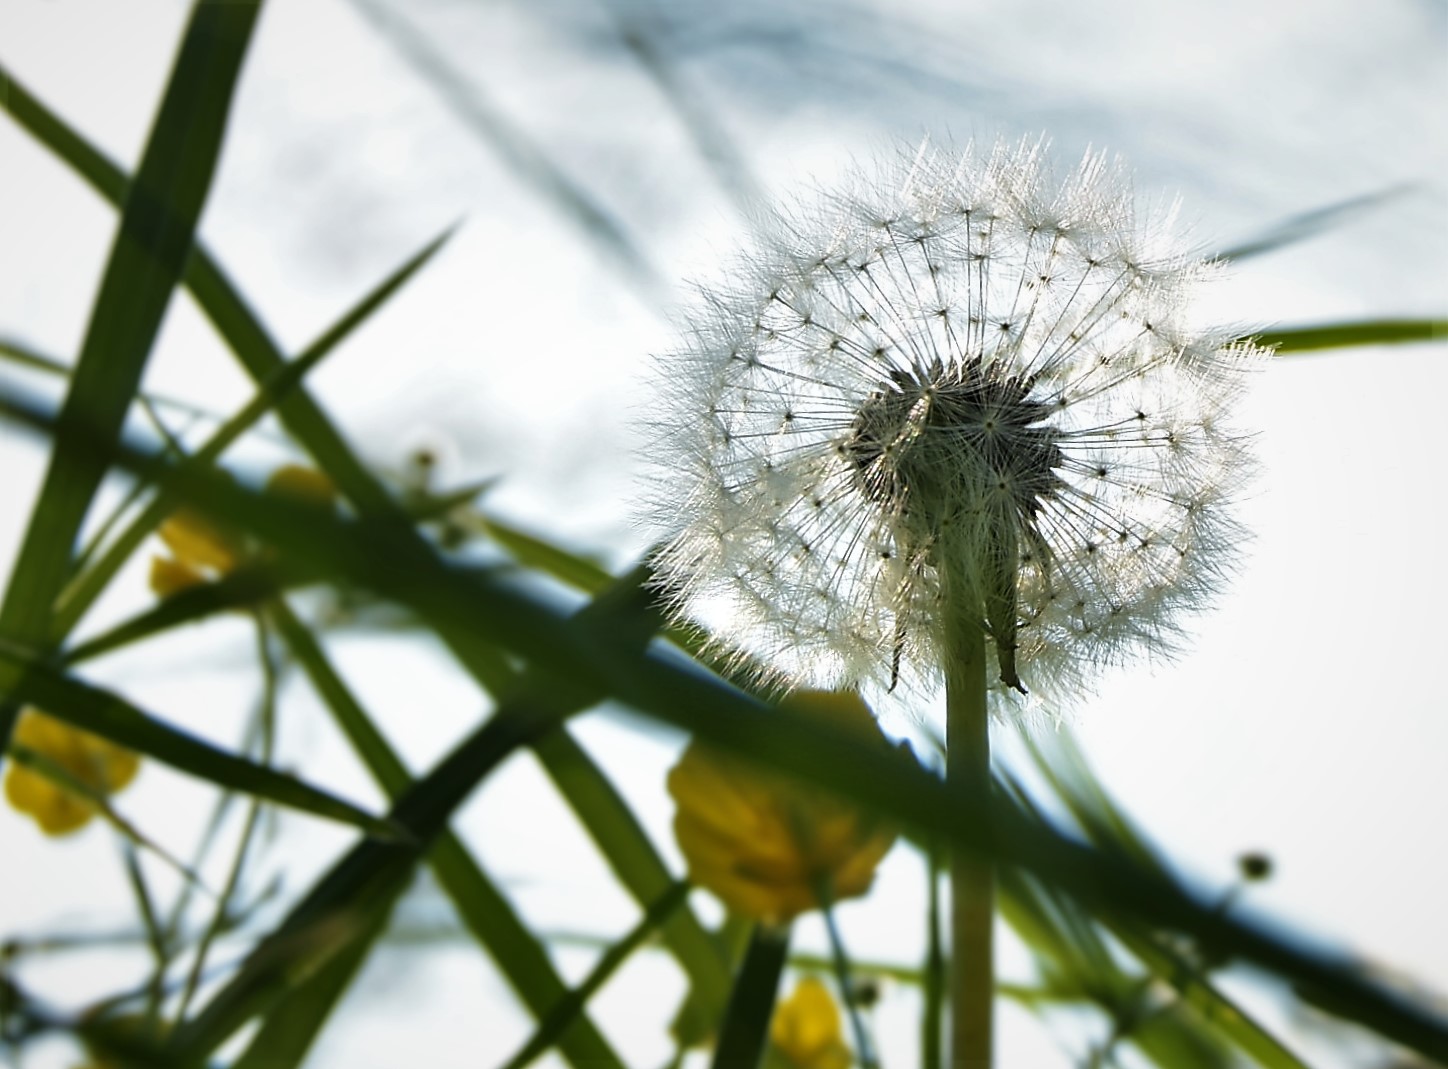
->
[1,1,1445,1067]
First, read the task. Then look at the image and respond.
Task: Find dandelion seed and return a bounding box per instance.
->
[649,139,1261,702]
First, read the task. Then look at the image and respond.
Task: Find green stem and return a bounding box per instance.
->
[943,589,994,1068]
[819,899,879,1069]
[712,924,791,1069]
[922,837,945,1069]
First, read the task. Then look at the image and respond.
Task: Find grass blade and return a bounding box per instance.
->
[1215,185,1410,262]
[1253,319,1446,353]
[498,881,692,1069]
[2,650,399,840]
[711,925,791,1069]
[50,223,457,638]
[0,2,263,763]
[270,598,627,1069]
[230,897,394,1069]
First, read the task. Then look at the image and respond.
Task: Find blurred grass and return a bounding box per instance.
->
[0,1,263,763]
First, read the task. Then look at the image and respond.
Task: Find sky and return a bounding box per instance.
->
[1,0,1445,1066]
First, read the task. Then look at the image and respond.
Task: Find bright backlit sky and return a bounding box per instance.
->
[1,1,1445,1067]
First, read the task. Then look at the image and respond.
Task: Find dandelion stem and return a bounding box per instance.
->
[942,580,994,1068]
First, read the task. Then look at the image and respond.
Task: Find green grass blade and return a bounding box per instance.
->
[500,881,692,1069]
[0,2,263,765]
[480,518,613,594]
[922,840,945,1069]
[230,897,394,1069]
[163,572,667,1064]
[163,702,562,1062]
[50,223,457,638]
[1215,185,1410,261]
[1009,736,1313,1068]
[1112,925,1312,1069]
[711,925,791,1069]
[1253,319,1446,352]
[532,727,734,1023]
[0,336,229,430]
[0,61,400,519]
[269,598,626,1069]
[2,650,399,840]
[60,565,298,666]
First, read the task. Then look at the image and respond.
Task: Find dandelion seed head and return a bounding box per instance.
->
[646,139,1263,705]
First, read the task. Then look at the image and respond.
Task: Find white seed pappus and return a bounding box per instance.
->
[648,140,1263,703]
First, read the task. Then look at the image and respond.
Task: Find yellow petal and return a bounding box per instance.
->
[4,711,139,836]
[149,555,210,598]
[265,464,337,507]
[772,977,853,1069]
[667,689,899,921]
[158,509,240,573]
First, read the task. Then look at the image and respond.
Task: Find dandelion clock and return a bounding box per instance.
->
[645,138,1264,1066]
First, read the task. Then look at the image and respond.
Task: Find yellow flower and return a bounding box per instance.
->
[149,506,243,596]
[148,465,335,597]
[667,689,898,923]
[4,710,140,836]
[264,463,337,507]
[772,977,852,1069]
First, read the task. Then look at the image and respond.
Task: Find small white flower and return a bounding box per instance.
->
[648,139,1262,702]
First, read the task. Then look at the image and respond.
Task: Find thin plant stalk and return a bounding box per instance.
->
[942,579,993,1068]
[817,888,879,1069]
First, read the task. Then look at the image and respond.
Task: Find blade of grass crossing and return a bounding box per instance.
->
[1,650,398,839]
[49,224,458,639]
[499,881,692,1069]
[231,895,394,1069]
[269,598,625,1069]
[0,62,398,518]
[0,2,263,766]
[533,727,733,1024]
[712,925,791,1069]
[0,73,728,1023]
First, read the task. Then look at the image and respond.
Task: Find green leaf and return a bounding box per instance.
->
[0,59,401,521]
[499,881,692,1069]
[2,652,401,841]
[533,727,734,1024]
[0,2,264,764]
[60,564,298,666]
[231,899,394,1069]
[0,335,228,429]
[269,598,626,1069]
[1005,733,1314,1068]
[49,222,457,639]
[481,517,614,594]
[712,926,791,1069]
[161,570,669,1064]
[1215,185,1410,261]
[1253,319,1446,352]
